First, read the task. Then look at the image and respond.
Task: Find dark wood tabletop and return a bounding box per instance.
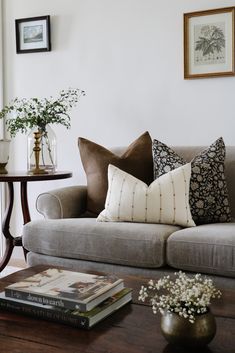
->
[0,265,234,353]
[0,171,72,182]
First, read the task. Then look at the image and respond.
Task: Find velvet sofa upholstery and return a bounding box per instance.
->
[22,145,235,289]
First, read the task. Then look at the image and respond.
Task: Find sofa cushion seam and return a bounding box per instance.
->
[168,240,235,247]
[168,262,235,272]
[25,247,162,267]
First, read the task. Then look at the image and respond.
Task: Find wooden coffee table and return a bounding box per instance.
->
[0,266,234,353]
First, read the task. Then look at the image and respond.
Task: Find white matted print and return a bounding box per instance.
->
[184,7,235,79]
[15,16,51,54]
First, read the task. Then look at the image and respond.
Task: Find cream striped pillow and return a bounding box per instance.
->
[97,163,195,227]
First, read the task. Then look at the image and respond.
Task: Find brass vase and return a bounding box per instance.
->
[27,125,57,174]
[160,309,216,347]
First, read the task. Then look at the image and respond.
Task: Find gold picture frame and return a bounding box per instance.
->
[184,7,235,79]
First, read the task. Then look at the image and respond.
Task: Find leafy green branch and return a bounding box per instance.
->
[0,88,85,137]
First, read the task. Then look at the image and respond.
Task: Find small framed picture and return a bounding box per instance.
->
[184,7,235,79]
[15,15,51,54]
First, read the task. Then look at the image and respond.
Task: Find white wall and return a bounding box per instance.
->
[2,0,235,255]
[0,0,3,115]
[0,0,4,258]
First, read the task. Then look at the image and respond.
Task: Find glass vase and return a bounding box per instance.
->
[27,125,57,173]
[0,139,10,174]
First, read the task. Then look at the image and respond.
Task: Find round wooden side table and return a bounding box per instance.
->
[0,171,72,272]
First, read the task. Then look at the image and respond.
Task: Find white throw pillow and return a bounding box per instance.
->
[97,164,195,228]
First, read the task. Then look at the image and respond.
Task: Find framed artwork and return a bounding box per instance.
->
[184,7,235,79]
[15,15,51,54]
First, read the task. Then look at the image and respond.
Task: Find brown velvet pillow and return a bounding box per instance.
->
[78,131,153,215]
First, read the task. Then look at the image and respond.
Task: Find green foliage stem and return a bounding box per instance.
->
[0,88,85,137]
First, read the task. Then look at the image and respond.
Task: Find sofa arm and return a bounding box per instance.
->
[36,185,87,219]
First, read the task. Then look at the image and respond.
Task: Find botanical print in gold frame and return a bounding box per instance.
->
[184,7,235,79]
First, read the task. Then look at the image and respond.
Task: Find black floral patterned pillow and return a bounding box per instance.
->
[152,138,231,225]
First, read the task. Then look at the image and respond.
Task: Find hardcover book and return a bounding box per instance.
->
[5,268,124,312]
[0,288,132,329]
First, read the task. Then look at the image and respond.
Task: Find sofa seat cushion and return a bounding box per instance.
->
[23,219,180,268]
[166,223,235,277]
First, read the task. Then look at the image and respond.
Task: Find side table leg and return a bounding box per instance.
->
[20,181,31,259]
[20,182,31,224]
[0,182,15,272]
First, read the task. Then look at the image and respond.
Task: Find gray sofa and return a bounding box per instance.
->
[22,145,235,288]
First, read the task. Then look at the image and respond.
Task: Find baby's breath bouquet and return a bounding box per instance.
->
[139,271,221,324]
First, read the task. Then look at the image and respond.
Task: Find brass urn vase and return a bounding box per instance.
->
[27,125,57,174]
[160,309,216,347]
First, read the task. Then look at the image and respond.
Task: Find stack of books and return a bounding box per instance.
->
[0,268,132,329]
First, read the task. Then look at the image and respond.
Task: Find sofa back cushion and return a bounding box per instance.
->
[223,146,235,221]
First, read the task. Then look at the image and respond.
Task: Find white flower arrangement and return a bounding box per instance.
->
[138,271,221,323]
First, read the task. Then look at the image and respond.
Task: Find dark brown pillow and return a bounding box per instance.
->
[78,131,153,215]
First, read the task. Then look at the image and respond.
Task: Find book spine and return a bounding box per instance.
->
[0,298,90,329]
[5,288,86,311]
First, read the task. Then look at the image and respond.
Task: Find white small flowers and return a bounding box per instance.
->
[138,271,221,324]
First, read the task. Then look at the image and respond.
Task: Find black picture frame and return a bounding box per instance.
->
[15,15,51,54]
